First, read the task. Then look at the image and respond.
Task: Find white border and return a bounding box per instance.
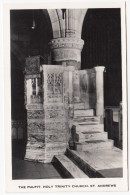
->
[2,0,128,193]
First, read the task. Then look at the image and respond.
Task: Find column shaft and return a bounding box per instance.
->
[94,66,105,116]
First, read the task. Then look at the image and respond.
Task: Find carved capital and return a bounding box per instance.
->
[49,38,84,50]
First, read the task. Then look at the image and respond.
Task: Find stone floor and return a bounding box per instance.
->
[12,146,123,179]
[12,157,63,179]
[66,147,123,178]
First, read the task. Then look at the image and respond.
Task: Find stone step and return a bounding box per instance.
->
[74,102,85,110]
[74,109,94,117]
[76,124,104,133]
[76,140,113,151]
[53,155,89,178]
[74,116,100,124]
[78,131,108,142]
[66,148,122,178]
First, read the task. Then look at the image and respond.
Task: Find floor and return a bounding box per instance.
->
[72,147,123,177]
[12,157,63,179]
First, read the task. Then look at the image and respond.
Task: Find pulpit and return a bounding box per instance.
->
[24,55,105,163]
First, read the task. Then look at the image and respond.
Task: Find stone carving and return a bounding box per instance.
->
[27,110,44,119]
[55,73,62,93]
[28,122,45,132]
[49,38,84,50]
[45,122,67,130]
[45,134,66,143]
[45,109,65,120]
[47,94,63,103]
[45,105,64,110]
[26,104,43,110]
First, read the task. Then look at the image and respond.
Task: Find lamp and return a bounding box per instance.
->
[31,10,36,29]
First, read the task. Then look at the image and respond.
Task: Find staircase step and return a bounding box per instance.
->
[76,124,104,133]
[74,102,85,110]
[74,109,94,117]
[78,131,108,142]
[76,140,113,151]
[66,148,122,178]
[74,116,100,124]
[53,155,89,178]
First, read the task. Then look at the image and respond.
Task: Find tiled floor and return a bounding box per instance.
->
[12,157,63,179]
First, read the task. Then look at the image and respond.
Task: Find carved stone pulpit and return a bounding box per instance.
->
[24,56,74,163]
[24,56,105,163]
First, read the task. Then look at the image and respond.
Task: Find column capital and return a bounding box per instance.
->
[94,66,105,72]
[49,38,84,51]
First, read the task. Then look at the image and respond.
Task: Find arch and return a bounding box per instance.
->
[47,9,87,39]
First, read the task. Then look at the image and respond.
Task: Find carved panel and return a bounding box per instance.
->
[45,109,65,121]
[27,110,44,119]
[47,73,54,93]
[26,104,43,110]
[28,122,45,132]
[45,122,67,131]
[55,73,62,93]
[46,70,63,103]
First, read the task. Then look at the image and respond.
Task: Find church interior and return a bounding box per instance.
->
[11,9,123,179]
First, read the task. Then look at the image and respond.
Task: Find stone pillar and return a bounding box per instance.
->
[49,38,84,70]
[94,66,105,116]
[26,79,32,104]
[73,70,80,102]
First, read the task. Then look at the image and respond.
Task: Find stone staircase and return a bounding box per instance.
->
[73,102,113,152]
[52,102,122,178]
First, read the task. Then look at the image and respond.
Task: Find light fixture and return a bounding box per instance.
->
[31,10,36,29]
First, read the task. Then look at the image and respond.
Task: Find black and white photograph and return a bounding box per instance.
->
[3,0,128,192]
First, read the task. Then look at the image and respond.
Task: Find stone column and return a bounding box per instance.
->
[49,38,84,70]
[94,66,105,116]
[26,79,32,104]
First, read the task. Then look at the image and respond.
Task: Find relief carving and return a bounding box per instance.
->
[27,110,44,119]
[49,38,84,50]
[28,122,45,131]
[45,122,67,130]
[45,109,65,120]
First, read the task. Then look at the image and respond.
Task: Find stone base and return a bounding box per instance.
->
[24,143,67,163]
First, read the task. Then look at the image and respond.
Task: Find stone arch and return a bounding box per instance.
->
[47,9,87,39]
